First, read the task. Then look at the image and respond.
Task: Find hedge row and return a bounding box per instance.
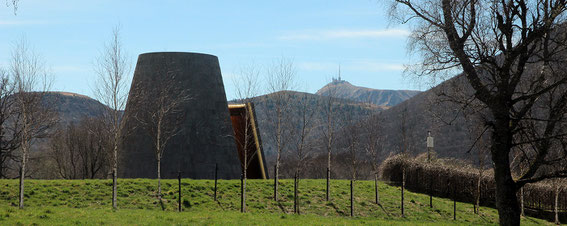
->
[379,155,567,222]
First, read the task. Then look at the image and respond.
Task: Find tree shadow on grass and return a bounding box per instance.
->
[377,203,391,217]
[327,201,346,216]
[215,200,225,211]
[276,201,287,214]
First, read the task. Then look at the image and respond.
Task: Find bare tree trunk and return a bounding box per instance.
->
[274,164,278,201]
[157,158,162,209]
[214,163,218,201]
[112,142,118,209]
[293,171,299,214]
[19,119,29,209]
[476,168,482,214]
[520,187,524,217]
[401,168,405,217]
[491,125,520,226]
[18,146,27,209]
[93,25,130,210]
[326,166,330,201]
[243,152,247,213]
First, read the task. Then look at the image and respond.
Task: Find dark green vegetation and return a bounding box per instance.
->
[0,179,551,225]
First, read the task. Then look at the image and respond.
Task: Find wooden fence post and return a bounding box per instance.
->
[453,181,456,221]
[375,173,380,205]
[555,185,560,225]
[350,180,354,217]
[240,173,244,213]
[214,163,218,201]
[293,172,299,214]
[429,177,433,209]
[178,171,182,212]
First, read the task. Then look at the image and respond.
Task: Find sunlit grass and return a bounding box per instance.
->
[0,179,550,225]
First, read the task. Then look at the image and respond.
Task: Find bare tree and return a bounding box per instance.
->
[363,112,384,205]
[0,68,19,179]
[5,0,19,14]
[50,117,110,179]
[390,0,567,224]
[93,25,130,209]
[50,123,80,179]
[399,107,409,218]
[265,57,296,201]
[132,57,191,209]
[292,92,316,214]
[10,37,55,209]
[344,120,361,217]
[232,63,261,213]
[462,113,489,214]
[321,75,340,202]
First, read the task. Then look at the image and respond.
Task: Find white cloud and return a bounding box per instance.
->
[297,62,336,71]
[349,61,406,72]
[0,20,49,26]
[279,29,410,41]
[299,60,405,72]
[52,65,86,73]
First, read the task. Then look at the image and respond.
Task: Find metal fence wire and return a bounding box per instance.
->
[380,156,566,222]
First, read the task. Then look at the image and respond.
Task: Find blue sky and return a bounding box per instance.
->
[0,0,417,100]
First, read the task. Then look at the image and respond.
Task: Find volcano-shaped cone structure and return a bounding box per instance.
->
[120,52,241,179]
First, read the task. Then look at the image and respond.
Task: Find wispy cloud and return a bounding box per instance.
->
[279,29,410,41]
[53,65,86,73]
[0,20,49,26]
[350,61,406,72]
[299,60,405,72]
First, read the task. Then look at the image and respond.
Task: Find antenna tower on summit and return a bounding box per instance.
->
[338,65,341,81]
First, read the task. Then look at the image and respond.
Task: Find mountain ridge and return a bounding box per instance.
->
[315,80,420,107]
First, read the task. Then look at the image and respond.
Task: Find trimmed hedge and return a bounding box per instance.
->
[380,155,567,222]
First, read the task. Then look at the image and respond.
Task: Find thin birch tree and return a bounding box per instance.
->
[132,56,191,209]
[292,92,316,214]
[10,37,56,209]
[232,63,261,213]
[321,77,339,202]
[93,25,130,209]
[265,57,295,201]
[364,112,384,205]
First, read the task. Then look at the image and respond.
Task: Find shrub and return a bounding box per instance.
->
[380,154,567,222]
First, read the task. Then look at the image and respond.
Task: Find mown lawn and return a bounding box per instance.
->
[0,179,551,225]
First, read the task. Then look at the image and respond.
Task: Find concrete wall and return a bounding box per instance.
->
[119,52,241,179]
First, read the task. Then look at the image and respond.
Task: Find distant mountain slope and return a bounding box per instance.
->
[360,74,476,161]
[232,90,385,163]
[316,80,420,107]
[44,92,109,125]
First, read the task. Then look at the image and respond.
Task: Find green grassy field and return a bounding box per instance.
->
[0,179,550,225]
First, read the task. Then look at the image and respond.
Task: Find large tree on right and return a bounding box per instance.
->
[390,0,567,225]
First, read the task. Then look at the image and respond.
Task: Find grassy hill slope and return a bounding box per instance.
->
[0,179,550,225]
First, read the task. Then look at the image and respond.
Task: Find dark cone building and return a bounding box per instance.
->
[119,52,241,179]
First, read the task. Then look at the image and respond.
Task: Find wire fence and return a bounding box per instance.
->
[380,155,567,222]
